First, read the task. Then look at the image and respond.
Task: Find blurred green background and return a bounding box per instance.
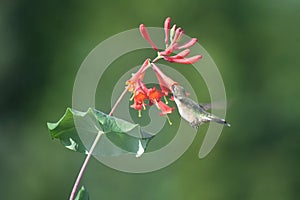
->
[1,0,300,199]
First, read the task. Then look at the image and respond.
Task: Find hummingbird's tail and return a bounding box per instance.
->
[210,116,231,127]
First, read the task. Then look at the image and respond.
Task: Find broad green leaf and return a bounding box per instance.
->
[47,108,153,157]
[75,186,89,200]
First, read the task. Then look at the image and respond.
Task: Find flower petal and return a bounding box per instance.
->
[126,59,150,92]
[172,27,183,44]
[169,49,190,59]
[147,87,162,103]
[164,55,202,64]
[164,17,171,46]
[155,101,174,115]
[134,90,147,103]
[131,102,143,110]
[160,43,178,56]
[170,24,177,43]
[137,80,149,94]
[177,38,198,50]
[139,24,158,51]
[139,58,151,73]
[152,63,177,95]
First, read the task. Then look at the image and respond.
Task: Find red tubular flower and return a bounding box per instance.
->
[130,102,143,110]
[130,80,149,117]
[139,24,158,51]
[164,17,171,46]
[126,58,150,92]
[155,101,174,115]
[160,43,178,56]
[177,38,198,50]
[130,101,143,117]
[137,79,148,93]
[151,63,177,96]
[170,24,176,42]
[172,28,184,44]
[168,49,190,59]
[164,55,202,64]
[147,87,162,105]
[155,101,175,125]
[134,88,147,105]
[139,58,152,74]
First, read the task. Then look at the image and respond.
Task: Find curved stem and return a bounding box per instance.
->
[69,86,130,199]
[109,86,129,116]
[152,55,162,63]
[69,131,103,200]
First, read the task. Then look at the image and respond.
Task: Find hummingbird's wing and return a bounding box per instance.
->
[199,103,211,111]
[200,101,229,110]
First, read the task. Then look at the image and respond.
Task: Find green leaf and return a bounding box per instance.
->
[75,186,89,200]
[47,108,153,157]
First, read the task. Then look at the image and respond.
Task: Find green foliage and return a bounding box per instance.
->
[75,186,89,200]
[47,108,153,157]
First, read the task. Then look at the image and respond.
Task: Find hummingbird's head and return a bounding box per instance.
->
[171,84,187,99]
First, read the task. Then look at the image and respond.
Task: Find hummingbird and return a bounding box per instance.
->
[171,84,230,130]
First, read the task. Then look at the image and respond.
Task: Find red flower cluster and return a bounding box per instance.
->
[126,17,202,125]
[139,17,202,64]
[127,61,175,124]
[133,82,174,122]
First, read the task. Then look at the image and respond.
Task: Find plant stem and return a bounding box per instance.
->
[69,131,103,200]
[152,56,161,63]
[109,86,129,116]
[69,86,130,200]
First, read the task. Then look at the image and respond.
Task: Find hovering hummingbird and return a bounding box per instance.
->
[171,85,230,130]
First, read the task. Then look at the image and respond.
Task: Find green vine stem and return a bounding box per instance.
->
[69,130,103,200]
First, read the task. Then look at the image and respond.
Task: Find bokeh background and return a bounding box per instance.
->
[1,0,300,199]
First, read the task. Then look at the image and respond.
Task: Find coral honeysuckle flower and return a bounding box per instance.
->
[139,24,158,51]
[134,88,147,108]
[130,91,148,117]
[151,63,177,96]
[139,17,202,64]
[164,17,171,46]
[130,101,144,117]
[147,87,162,105]
[160,43,178,56]
[130,80,149,117]
[168,49,190,59]
[129,79,175,121]
[155,101,174,115]
[164,55,202,64]
[130,101,143,110]
[126,58,151,92]
[155,101,174,125]
[177,38,198,50]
